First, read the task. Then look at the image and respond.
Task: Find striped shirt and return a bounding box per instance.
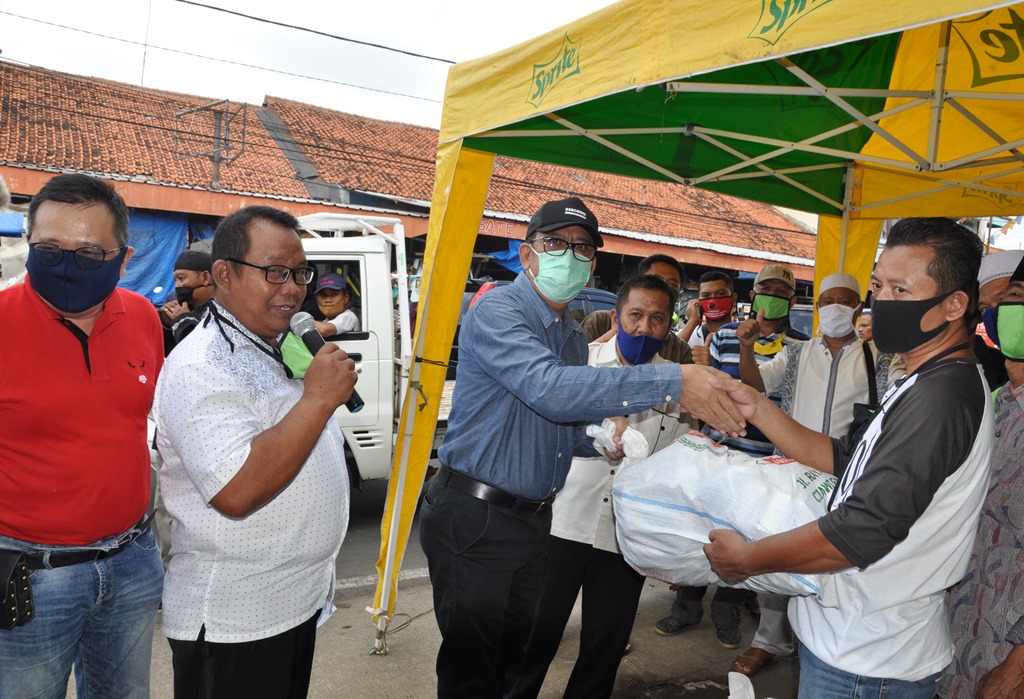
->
[706,322,807,456]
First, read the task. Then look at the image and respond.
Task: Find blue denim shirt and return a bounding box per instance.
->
[439,274,683,501]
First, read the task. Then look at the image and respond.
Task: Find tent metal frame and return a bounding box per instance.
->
[472,20,1024,264]
[475,22,1024,211]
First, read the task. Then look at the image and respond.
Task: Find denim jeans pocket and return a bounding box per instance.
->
[911,670,942,689]
[130,527,159,554]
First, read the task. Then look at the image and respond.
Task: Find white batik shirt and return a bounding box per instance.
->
[155,303,350,643]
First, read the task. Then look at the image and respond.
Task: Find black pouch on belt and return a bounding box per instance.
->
[0,550,34,630]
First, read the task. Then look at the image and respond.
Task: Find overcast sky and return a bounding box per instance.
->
[0,0,616,128]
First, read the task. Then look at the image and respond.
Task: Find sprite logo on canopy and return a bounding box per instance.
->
[528,34,581,108]
[749,0,835,45]
[953,8,1024,87]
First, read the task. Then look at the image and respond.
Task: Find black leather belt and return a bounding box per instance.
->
[23,522,149,571]
[436,467,554,513]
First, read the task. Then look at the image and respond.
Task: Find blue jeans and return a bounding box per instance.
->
[798,643,942,699]
[0,526,164,699]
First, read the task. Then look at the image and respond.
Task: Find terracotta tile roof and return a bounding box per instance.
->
[0,61,815,260]
[264,96,439,202]
[484,158,814,259]
[267,96,815,260]
[0,62,308,198]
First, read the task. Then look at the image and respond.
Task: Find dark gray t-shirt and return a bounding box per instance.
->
[822,359,987,569]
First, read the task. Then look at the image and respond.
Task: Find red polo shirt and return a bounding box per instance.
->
[0,278,163,545]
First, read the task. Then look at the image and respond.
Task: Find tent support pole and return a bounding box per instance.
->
[927,22,952,165]
[839,165,856,273]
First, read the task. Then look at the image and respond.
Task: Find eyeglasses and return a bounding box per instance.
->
[528,236,598,262]
[227,259,316,285]
[28,242,123,270]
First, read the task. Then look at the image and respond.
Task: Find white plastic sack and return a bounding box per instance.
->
[613,431,836,599]
[728,672,776,699]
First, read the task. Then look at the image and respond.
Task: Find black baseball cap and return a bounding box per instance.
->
[526,197,602,248]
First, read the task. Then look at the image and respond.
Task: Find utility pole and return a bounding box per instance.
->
[173,100,246,190]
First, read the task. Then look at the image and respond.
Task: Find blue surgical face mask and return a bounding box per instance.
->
[527,249,591,304]
[615,314,667,365]
[26,247,128,314]
[982,306,1001,347]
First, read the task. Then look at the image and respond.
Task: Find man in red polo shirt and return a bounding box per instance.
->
[0,173,164,699]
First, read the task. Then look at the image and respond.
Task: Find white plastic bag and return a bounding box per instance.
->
[728,672,776,699]
[613,431,836,599]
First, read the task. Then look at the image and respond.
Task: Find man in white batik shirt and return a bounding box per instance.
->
[155,205,358,699]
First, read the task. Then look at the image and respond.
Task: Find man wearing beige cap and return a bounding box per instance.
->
[730,271,905,676]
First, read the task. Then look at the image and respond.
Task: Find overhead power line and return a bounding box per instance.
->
[0,11,442,103]
[176,0,456,64]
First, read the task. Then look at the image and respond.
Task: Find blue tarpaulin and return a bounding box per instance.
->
[491,239,523,274]
[190,221,217,241]
[120,210,188,303]
[0,213,24,237]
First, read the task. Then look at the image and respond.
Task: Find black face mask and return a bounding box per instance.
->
[175,283,210,308]
[175,286,196,307]
[176,286,199,307]
[871,292,952,354]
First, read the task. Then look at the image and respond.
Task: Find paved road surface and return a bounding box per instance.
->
[74,478,800,698]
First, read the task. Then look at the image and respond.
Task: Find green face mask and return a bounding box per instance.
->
[997,303,1024,360]
[752,293,791,321]
[528,250,592,303]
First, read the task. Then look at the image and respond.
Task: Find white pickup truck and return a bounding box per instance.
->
[297,213,448,486]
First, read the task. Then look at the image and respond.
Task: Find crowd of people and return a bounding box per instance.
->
[1,176,1023,699]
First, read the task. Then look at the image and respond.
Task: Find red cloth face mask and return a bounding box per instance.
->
[699,296,733,321]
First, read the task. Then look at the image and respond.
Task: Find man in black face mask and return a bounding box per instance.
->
[159,249,214,353]
[704,218,993,698]
[0,173,164,696]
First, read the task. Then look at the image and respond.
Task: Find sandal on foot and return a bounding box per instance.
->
[731,647,777,676]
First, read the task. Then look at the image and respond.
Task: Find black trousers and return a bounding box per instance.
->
[504,535,645,699]
[167,611,319,699]
[419,476,552,699]
[672,584,749,626]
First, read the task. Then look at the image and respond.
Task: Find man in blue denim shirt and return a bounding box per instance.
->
[419,197,745,698]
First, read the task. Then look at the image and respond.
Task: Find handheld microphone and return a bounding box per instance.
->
[289,312,364,413]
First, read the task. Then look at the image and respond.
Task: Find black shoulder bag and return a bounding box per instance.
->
[846,342,879,445]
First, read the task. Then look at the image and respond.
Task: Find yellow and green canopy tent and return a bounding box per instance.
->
[371,0,1024,646]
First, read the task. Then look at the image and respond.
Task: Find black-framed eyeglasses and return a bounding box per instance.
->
[527,236,598,262]
[28,242,124,270]
[227,258,316,285]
